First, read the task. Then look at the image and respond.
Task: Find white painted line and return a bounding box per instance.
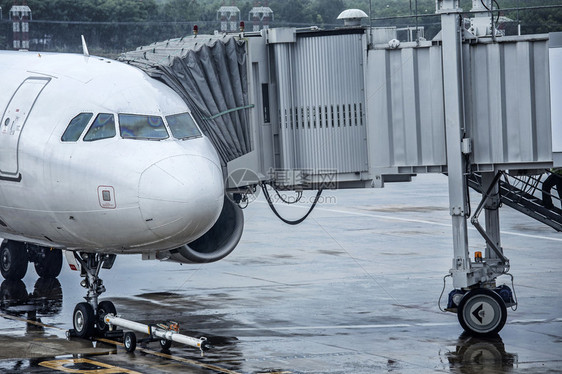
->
[315,207,452,227]
[214,318,561,332]
[223,323,413,331]
[497,230,562,241]
[416,322,459,327]
[510,318,562,324]
[272,202,562,243]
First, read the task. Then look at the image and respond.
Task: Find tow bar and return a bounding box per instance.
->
[103,314,211,353]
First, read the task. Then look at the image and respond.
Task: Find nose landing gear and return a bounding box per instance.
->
[65,252,210,354]
[68,252,118,339]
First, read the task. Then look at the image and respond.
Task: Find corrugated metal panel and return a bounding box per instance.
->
[464,38,552,166]
[273,33,368,174]
[551,32,562,167]
[365,43,447,170]
[366,35,551,173]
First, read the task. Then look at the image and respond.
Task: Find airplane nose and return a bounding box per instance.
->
[138,155,224,242]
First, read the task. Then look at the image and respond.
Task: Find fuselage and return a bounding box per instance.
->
[0,51,224,253]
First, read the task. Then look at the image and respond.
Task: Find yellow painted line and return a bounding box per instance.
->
[95,337,123,347]
[95,337,241,373]
[1,311,242,374]
[98,335,243,374]
[96,338,241,374]
[39,358,141,374]
[0,311,66,331]
[96,336,242,374]
[134,346,243,374]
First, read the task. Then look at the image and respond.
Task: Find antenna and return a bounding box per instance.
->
[81,35,90,57]
[369,0,372,29]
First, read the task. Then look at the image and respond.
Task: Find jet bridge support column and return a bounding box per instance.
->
[438,0,472,289]
[439,1,512,336]
[482,172,501,262]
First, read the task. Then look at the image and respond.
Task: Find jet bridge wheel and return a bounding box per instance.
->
[73,302,95,339]
[457,288,507,337]
[0,241,27,281]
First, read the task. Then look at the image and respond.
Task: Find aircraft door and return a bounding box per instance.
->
[0,77,50,179]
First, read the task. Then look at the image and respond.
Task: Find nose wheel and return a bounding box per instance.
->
[457,288,507,337]
[73,302,95,338]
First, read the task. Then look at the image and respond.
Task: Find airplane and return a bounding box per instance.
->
[0,50,245,338]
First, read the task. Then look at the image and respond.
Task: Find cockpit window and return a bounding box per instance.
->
[83,113,116,142]
[166,113,202,140]
[61,113,93,142]
[118,114,169,140]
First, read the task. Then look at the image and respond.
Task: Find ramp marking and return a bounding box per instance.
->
[0,312,242,374]
[39,358,140,373]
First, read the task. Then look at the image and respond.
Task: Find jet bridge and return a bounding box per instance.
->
[121,27,557,189]
[120,0,562,337]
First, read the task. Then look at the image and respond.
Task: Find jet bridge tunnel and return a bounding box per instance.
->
[121,24,560,190]
[120,2,562,337]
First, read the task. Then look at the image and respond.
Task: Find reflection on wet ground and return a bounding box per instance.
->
[446,333,518,374]
[0,175,561,373]
[1,278,62,325]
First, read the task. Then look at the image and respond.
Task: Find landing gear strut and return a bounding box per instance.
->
[69,252,117,339]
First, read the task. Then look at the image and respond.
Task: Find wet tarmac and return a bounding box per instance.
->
[1,174,561,373]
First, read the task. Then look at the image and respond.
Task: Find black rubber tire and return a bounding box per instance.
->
[0,241,28,281]
[96,300,117,333]
[73,302,95,339]
[160,339,172,350]
[34,248,63,278]
[124,332,137,353]
[457,288,507,337]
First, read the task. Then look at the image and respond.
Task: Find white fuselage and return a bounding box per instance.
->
[0,51,224,253]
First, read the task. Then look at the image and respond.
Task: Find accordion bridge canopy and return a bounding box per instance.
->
[120,35,251,165]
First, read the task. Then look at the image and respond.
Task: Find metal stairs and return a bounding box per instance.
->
[468,171,562,232]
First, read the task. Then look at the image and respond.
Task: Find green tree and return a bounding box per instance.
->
[1,0,561,54]
[308,0,346,27]
[272,0,312,25]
